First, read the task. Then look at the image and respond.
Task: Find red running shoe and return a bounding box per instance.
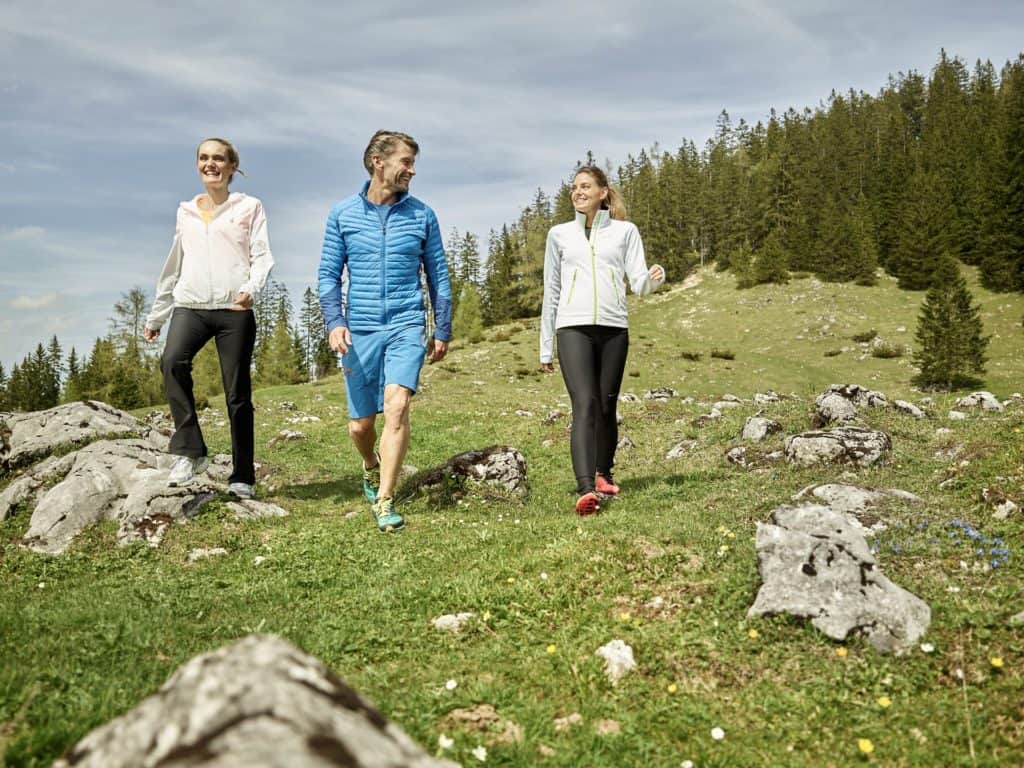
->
[595,474,620,496]
[575,492,600,516]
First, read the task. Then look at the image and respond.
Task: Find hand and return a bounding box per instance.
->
[143,327,160,343]
[649,265,665,282]
[329,326,352,354]
[232,291,254,310]
[540,362,555,374]
[429,338,449,363]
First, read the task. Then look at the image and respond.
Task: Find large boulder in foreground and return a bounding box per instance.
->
[748,503,930,654]
[785,426,891,468]
[403,445,529,500]
[53,635,457,768]
[1,400,155,472]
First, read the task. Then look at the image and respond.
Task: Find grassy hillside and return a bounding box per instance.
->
[1,266,1022,767]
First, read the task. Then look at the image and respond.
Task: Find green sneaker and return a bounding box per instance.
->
[362,454,381,502]
[372,496,405,533]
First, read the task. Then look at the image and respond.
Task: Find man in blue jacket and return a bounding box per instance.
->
[318,130,452,532]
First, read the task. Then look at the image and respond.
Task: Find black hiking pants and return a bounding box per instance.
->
[556,325,629,494]
[162,307,256,485]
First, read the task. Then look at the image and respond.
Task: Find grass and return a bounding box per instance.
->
[2,266,1023,766]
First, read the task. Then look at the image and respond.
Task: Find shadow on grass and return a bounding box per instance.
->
[623,469,731,494]
[273,477,362,503]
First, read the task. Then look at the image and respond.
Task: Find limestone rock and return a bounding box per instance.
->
[188,547,228,562]
[821,384,889,408]
[893,400,927,419]
[514,409,533,417]
[741,417,783,442]
[713,400,742,410]
[948,411,968,421]
[226,500,289,521]
[53,634,457,768]
[754,391,781,405]
[278,401,298,410]
[719,394,742,403]
[618,393,640,403]
[595,639,635,685]
[542,410,564,425]
[956,391,1003,412]
[616,436,635,451]
[695,409,722,426]
[267,430,306,447]
[1010,612,1024,627]
[643,387,678,402]
[1,400,157,472]
[431,612,474,633]
[404,445,528,499]
[813,393,859,427]
[666,440,698,459]
[791,483,923,535]
[748,503,931,654]
[785,427,892,468]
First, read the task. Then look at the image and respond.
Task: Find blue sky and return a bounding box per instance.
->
[1,1,1022,371]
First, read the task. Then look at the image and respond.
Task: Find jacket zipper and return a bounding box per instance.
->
[609,267,623,306]
[590,238,598,324]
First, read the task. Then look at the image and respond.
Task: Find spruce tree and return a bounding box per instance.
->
[912,255,988,390]
[891,164,955,289]
[751,228,789,286]
[452,284,485,343]
[0,362,9,411]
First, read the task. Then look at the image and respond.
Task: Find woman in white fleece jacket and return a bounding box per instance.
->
[540,165,664,516]
[143,138,274,496]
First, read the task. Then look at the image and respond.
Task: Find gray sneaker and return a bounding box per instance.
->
[167,455,210,486]
[228,482,255,499]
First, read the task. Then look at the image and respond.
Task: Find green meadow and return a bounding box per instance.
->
[2,265,1022,767]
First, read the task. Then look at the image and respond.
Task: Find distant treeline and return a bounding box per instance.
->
[0,283,335,413]
[446,49,1024,329]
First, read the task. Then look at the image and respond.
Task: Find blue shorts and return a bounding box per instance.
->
[341,325,428,419]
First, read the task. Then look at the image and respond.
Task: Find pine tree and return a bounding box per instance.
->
[751,228,789,286]
[912,255,988,390]
[79,337,118,403]
[0,362,9,411]
[890,164,956,289]
[63,347,81,402]
[256,298,303,386]
[109,359,146,410]
[452,283,485,343]
[110,287,150,362]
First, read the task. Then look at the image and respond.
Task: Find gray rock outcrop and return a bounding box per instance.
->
[791,483,923,534]
[823,384,889,409]
[785,427,892,468]
[3,432,284,554]
[1,400,155,472]
[893,400,927,419]
[53,634,457,768]
[956,391,1003,412]
[643,387,678,402]
[741,417,783,442]
[404,445,528,499]
[813,393,859,427]
[748,503,931,654]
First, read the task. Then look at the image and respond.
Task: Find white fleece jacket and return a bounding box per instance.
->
[540,210,664,363]
[145,192,274,330]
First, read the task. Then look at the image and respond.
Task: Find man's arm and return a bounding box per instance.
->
[317,207,351,353]
[422,208,452,360]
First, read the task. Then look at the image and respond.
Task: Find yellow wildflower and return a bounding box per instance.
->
[877,696,892,709]
[836,647,849,658]
[546,644,557,654]
[858,738,874,754]
[667,683,678,694]
[748,629,759,639]
[991,656,1004,669]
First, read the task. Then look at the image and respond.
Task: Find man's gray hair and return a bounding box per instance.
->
[363,130,419,176]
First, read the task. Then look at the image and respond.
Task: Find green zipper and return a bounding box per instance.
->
[609,267,623,305]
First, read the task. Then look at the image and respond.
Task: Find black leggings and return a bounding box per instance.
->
[162,307,257,485]
[556,325,629,494]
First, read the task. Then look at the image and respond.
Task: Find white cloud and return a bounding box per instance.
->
[2,225,46,240]
[11,292,57,309]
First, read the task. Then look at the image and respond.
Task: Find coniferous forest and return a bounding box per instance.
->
[2,50,1022,412]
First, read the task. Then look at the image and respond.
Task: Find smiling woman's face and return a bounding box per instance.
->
[572,171,608,218]
[196,140,236,189]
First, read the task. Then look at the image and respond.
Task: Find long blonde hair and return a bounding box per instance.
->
[575,165,628,221]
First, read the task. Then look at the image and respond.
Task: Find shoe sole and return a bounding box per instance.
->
[576,496,600,516]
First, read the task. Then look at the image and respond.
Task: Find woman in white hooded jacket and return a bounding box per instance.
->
[540,165,665,516]
[143,138,274,497]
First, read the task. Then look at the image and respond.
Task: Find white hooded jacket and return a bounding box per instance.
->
[540,209,664,363]
[145,192,274,330]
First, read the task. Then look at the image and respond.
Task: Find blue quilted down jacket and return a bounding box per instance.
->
[318,181,452,341]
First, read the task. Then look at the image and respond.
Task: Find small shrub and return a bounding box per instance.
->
[509,324,525,333]
[628,371,640,377]
[514,367,533,377]
[871,341,906,359]
[789,271,813,279]
[680,350,703,361]
[710,348,735,360]
[851,329,878,343]
[824,348,842,357]
[491,331,511,343]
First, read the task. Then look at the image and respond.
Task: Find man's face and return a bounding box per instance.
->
[374,141,417,193]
